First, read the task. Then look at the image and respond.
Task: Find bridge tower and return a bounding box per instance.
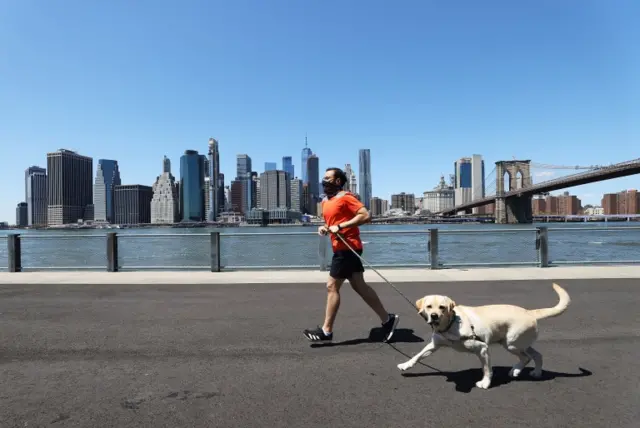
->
[494,160,534,224]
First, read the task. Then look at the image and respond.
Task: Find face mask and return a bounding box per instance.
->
[322,179,341,197]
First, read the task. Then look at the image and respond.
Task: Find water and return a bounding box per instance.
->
[1,223,640,271]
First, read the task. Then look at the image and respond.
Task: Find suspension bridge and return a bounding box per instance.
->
[437,157,640,223]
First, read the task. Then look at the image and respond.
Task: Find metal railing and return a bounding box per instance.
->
[2,226,640,272]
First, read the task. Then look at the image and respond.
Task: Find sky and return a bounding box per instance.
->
[1,0,639,222]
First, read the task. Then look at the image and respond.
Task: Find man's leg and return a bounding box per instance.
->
[322,275,345,334]
[348,272,388,322]
[303,253,346,342]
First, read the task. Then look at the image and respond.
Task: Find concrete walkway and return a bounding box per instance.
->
[0,279,637,427]
[1,265,640,284]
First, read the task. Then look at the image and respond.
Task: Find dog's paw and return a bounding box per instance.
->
[509,367,522,378]
[397,361,414,371]
[530,369,543,378]
[475,378,492,389]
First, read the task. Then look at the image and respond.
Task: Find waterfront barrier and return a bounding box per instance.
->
[1,226,640,272]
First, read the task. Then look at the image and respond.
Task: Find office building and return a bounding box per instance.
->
[151,156,179,224]
[264,162,277,171]
[370,197,389,217]
[46,149,93,226]
[208,138,220,221]
[25,167,47,226]
[344,163,357,194]
[236,154,252,178]
[93,159,121,223]
[217,173,225,215]
[114,184,153,224]
[306,154,320,215]
[282,156,294,179]
[454,155,484,210]
[301,135,312,184]
[358,149,372,209]
[25,166,45,201]
[180,150,206,222]
[290,178,303,212]
[391,193,416,212]
[259,170,290,210]
[16,202,28,227]
[423,175,455,213]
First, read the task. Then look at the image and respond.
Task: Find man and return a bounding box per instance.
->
[303,167,399,343]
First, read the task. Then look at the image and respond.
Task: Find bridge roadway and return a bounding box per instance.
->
[0,273,638,427]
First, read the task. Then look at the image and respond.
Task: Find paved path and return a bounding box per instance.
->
[1,279,638,427]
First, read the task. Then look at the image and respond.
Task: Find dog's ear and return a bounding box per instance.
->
[415,297,424,311]
[447,298,456,312]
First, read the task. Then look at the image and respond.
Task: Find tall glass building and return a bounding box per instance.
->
[301,136,312,184]
[93,159,121,223]
[180,150,206,221]
[358,149,372,209]
[282,156,294,179]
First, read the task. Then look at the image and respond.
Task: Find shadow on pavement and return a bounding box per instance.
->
[401,366,593,393]
[310,327,424,348]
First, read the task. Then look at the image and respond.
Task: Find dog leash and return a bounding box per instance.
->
[332,231,418,311]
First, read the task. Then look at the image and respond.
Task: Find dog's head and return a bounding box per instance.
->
[415,295,456,330]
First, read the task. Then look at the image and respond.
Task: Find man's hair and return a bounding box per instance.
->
[325,167,348,188]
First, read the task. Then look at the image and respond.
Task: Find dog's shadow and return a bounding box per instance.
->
[402,366,593,393]
[310,327,424,348]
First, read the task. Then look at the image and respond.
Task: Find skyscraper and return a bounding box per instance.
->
[290,178,303,212]
[25,166,45,201]
[217,173,225,214]
[471,154,485,214]
[358,149,372,210]
[93,159,121,223]
[264,162,277,171]
[236,154,252,178]
[344,163,357,194]
[46,149,93,226]
[307,154,319,199]
[16,202,28,227]
[151,155,179,224]
[25,167,47,226]
[180,150,206,221]
[301,135,312,184]
[208,138,220,221]
[259,170,291,210]
[282,156,294,179]
[454,157,471,206]
[114,185,153,225]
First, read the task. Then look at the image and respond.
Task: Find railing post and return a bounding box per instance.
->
[318,234,327,271]
[429,228,439,269]
[107,232,118,272]
[536,227,549,268]
[210,231,221,272]
[7,233,21,272]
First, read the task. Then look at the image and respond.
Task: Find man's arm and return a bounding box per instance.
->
[338,206,371,229]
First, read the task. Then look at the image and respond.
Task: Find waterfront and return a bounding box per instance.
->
[2,222,640,271]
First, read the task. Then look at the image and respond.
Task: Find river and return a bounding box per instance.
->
[1,222,639,271]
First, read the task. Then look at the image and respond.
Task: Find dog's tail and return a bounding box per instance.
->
[528,283,571,321]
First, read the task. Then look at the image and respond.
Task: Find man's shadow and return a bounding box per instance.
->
[401,366,593,393]
[310,327,424,348]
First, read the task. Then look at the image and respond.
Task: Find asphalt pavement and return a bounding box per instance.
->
[1,279,638,427]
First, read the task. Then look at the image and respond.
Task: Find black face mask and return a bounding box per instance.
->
[322,179,341,197]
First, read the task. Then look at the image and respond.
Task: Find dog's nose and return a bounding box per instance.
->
[431,313,439,320]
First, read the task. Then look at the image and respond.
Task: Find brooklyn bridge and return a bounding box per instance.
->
[436,157,640,224]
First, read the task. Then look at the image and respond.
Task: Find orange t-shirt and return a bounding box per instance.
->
[321,191,365,252]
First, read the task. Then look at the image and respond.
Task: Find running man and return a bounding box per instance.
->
[303,167,399,342]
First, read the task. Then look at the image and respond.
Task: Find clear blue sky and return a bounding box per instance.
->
[1,0,639,222]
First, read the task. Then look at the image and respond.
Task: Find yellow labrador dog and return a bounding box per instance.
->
[397,283,570,390]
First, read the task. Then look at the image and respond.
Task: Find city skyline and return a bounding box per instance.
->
[1,2,638,222]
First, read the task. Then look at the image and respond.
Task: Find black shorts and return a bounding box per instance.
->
[329,249,365,279]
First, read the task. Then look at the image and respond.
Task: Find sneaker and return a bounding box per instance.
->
[303,326,333,342]
[381,313,400,342]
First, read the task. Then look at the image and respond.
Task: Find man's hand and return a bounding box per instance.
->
[318,225,329,236]
[328,225,341,234]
